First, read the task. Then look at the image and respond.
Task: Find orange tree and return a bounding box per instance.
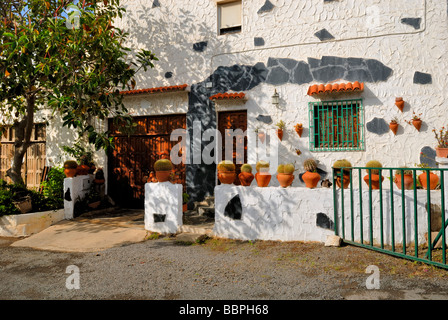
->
[0,0,156,185]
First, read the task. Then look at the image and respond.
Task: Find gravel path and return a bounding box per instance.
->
[1,236,448,301]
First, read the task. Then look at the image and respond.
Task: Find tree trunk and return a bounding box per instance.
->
[6,95,35,186]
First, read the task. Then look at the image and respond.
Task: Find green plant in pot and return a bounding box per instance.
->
[302,158,320,189]
[63,160,78,178]
[154,159,174,182]
[363,160,384,189]
[217,160,236,184]
[239,164,254,186]
[332,159,352,189]
[394,167,414,190]
[277,163,294,188]
[275,120,286,141]
[255,160,271,187]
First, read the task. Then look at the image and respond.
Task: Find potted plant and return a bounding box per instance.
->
[182,193,190,212]
[63,160,78,178]
[76,154,91,176]
[302,158,320,189]
[94,168,105,185]
[389,117,399,135]
[86,185,101,209]
[417,164,439,190]
[275,120,286,141]
[394,167,414,190]
[154,159,174,182]
[395,97,404,112]
[238,164,254,186]
[363,160,384,189]
[294,123,303,137]
[217,160,236,184]
[276,163,295,188]
[405,112,423,131]
[255,160,271,187]
[255,127,266,144]
[332,159,352,189]
[433,126,448,158]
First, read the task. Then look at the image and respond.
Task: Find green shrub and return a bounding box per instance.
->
[0,185,20,216]
[40,167,65,210]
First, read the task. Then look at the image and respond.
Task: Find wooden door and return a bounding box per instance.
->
[0,124,46,189]
[108,115,186,208]
[217,110,247,185]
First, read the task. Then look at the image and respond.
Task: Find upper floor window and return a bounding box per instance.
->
[218,0,242,35]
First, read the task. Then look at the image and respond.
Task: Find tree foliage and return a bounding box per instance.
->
[0,0,156,184]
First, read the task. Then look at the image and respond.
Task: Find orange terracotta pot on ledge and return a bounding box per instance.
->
[418,172,439,190]
[238,172,254,186]
[255,172,271,187]
[276,173,294,188]
[436,147,448,158]
[363,174,384,190]
[156,171,172,182]
[302,171,321,189]
[218,171,236,184]
[64,168,77,178]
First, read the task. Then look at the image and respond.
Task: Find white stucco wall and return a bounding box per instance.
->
[110,0,448,177]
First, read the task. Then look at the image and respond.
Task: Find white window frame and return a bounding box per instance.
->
[217,0,242,36]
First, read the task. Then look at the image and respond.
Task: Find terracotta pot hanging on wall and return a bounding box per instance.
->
[395,97,404,112]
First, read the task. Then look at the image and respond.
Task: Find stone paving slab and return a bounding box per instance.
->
[10,220,148,253]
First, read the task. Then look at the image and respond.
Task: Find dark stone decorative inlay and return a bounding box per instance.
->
[414,71,432,84]
[316,213,334,230]
[152,0,160,8]
[420,146,437,167]
[153,214,166,223]
[64,188,72,201]
[164,72,173,79]
[314,28,335,41]
[193,41,208,52]
[401,18,422,30]
[256,115,272,124]
[257,0,274,14]
[366,118,389,135]
[254,37,265,47]
[224,195,242,220]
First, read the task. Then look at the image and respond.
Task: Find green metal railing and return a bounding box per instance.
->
[332,166,448,269]
[309,99,365,152]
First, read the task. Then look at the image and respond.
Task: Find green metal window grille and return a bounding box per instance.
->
[308,99,364,152]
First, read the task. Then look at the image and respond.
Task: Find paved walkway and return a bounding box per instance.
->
[10,209,148,253]
[9,208,215,253]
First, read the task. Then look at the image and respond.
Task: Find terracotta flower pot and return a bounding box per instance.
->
[418,172,439,190]
[395,97,404,112]
[258,132,266,143]
[238,172,254,186]
[295,126,303,137]
[183,203,188,212]
[156,170,172,182]
[277,129,283,141]
[389,122,398,135]
[76,164,90,176]
[412,119,422,131]
[363,174,385,190]
[436,147,448,158]
[302,171,321,189]
[64,168,77,178]
[255,172,271,187]
[394,174,414,190]
[218,171,236,184]
[277,173,294,188]
[335,173,351,189]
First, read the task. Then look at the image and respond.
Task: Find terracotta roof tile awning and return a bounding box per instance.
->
[209,92,246,100]
[120,84,188,95]
[307,82,364,96]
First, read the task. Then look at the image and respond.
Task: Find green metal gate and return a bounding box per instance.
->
[333,166,448,269]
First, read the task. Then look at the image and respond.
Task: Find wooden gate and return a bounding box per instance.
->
[108,114,186,208]
[218,110,247,185]
[0,124,46,189]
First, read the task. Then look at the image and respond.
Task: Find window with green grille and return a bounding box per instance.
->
[308,99,364,152]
